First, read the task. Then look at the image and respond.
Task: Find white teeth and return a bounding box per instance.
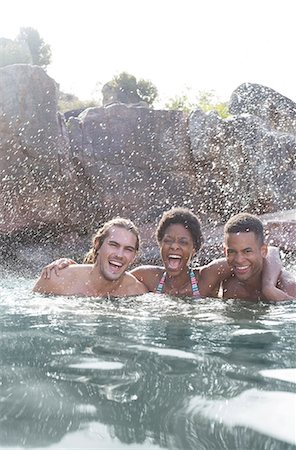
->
[168,255,181,259]
[110,260,123,267]
[237,266,248,270]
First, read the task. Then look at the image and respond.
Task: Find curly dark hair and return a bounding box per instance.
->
[156,207,203,252]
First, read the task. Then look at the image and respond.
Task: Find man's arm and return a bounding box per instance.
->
[130,265,162,292]
[198,258,232,297]
[262,247,295,301]
[276,269,296,299]
[125,274,149,296]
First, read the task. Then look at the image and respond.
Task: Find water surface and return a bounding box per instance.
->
[0,269,295,450]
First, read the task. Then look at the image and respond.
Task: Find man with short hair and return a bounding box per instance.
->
[222,213,296,301]
[33,218,148,297]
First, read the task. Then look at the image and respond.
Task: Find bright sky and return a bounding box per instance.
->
[1,0,296,106]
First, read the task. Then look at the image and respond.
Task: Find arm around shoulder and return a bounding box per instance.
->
[33,270,66,295]
[262,247,295,301]
[130,265,162,291]
[198,258,232,297]
[125,273,149,296]
[275,269,296,300]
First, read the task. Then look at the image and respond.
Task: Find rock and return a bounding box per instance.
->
[230,82,296,133]
[0,64,75,233]
[0,66,295,259]
[189,93,296,218]
[67,104,198,224]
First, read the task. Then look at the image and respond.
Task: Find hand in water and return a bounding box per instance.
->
[41,258,77,278]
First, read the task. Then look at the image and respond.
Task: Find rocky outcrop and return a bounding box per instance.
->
[0,64,75,233]
[230,82,296,133]
[0,66,295,267]
[67,104,198,225]
[189,103,295,218]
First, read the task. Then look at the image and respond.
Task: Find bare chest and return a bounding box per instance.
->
[222,278,262,301]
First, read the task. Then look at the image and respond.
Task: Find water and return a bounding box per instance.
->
[0,270,295,450]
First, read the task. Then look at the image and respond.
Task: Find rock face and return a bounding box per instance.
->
[0,64,74,233]
[189,89,296,218]
[0,66,295,266]
[230,82,296,133]
[67,104,198,226]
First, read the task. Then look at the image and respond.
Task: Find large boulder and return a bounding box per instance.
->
[230,82,296,133]
[67,103,199,225]
[0,64,75,233]
[189,86,296,218]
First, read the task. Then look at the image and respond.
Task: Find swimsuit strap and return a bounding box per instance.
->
[190,269,201,298]
[156,270,201,298]
[156,272,166,294]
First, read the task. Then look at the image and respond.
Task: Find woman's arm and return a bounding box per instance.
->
[41,258,77,279]
[33,270,66,294]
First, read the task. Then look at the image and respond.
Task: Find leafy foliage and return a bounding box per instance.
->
[58,92,98,112]
[0,27,51,69]
[107,72,158,106]
[165,90,230,118]
[136,78,158,105]
[17,27,51,68]
[0,37,31,67]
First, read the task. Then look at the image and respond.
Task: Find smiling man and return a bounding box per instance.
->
[222,213,296,301]
[33,218,148,297]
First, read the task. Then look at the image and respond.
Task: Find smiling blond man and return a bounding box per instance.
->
[33,218,148,297]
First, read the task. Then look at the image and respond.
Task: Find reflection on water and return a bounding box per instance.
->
[0,270,295,450]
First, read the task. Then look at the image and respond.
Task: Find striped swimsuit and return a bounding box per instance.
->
[156,269,201,298]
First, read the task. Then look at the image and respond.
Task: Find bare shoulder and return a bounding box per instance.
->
[130,265,164,291]
[199,258,231,279]
[131,265,163,276]
[196,258,231,297]
[123,272,149,295]
[278,269,296,298]
[33,265,90,294]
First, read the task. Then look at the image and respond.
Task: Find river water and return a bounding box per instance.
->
[0,269,295,450]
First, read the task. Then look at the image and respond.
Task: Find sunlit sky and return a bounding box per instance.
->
[1,0,296,106]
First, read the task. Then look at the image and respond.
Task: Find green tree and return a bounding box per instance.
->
[58,91,98,112]
[164,94,193,114]
[165,89,230,118]
[0,37,31,67]
[137,78,158,105]
[17,27,51,68]
[106,72,158,106]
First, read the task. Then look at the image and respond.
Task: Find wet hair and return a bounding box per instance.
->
[156,207,203,252]
[84,218,140,263]
[224,213,264,245]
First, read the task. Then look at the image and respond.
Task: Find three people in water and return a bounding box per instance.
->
[33,208,296,301]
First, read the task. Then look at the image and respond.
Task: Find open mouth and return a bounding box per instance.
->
[109,260,123,273]
[234,265,250,275]
[167,254,182,271]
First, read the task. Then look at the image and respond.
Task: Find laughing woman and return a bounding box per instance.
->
[131,207,227,298]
